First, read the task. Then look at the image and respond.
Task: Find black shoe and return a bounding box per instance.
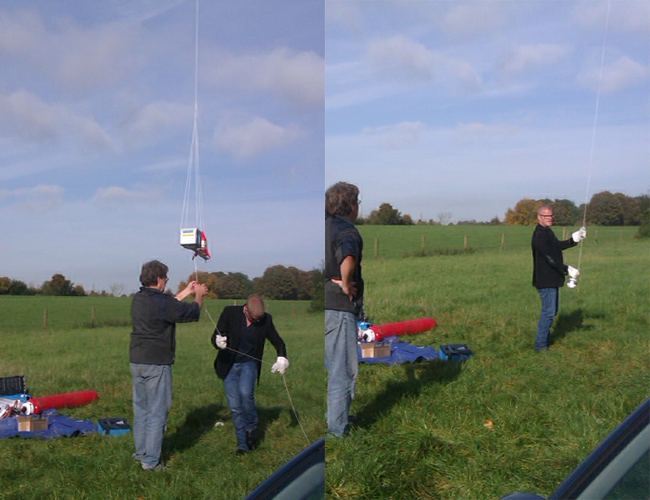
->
[235,448,250,456]
[246,429,259,450]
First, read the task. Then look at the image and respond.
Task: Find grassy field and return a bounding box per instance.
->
[326,225,649,499]
[0,299,324,500]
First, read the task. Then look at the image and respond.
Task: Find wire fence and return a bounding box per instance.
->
[358,225,640,259]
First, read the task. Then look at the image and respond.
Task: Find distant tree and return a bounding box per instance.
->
[253,265,297,300]
[308,266,324,312]
[110,283,125,297]
[551,199,580,226]
[41,274,75,296]
[489,216,501,225]
[216,272,252,299]
[619,193,643,225]
[9,280,29,295]
[587,191,623,226]
[637,195,650,238]
[0,277,10,295]
[367,203,403,225]
[74,284,86,296]
[437,212,453,226]
[287,266,314,300]
[504,198,542,225]
[402,213,414,225]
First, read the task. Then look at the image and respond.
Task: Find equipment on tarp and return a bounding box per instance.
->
[180,227,211,261]
[358,317,438,342]
[21,390,99,415]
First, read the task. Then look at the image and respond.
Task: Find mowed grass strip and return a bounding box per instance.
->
[326,225,649,500]
[0,299,324,500]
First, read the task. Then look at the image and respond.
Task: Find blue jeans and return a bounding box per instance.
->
[223,361,258,451]
[131,363,172,469]
[325,309,359,437]
[536,287,559,351]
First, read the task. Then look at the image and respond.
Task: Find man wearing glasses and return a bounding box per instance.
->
[211,295,288,454]
[531,205,586,352]
[130,260,208,471]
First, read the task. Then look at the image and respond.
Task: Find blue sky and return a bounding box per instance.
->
[325,1,649,223]
[0,1,324,293]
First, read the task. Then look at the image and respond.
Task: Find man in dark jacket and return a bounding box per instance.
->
[211,295,288,454]
[531,205,586,352]
[325,182,363,437]
[130,260,207,471]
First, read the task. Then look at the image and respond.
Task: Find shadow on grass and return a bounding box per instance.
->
[164,404,224,457]
[551,308,604,345]
[355,361,465,430]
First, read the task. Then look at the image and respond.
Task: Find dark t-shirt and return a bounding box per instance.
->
[325,214,364,314]
[130,287,201,365]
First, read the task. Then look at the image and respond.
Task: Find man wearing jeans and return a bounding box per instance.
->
[531,205,586,352]
[130,260,207,471]
[211,295,288,455]
[325,182,363,437]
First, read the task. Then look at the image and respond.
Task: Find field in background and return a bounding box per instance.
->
[327,225,649,499]
[0,299,324,500]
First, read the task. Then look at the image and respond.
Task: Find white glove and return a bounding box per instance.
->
[215,334,227,350]
[567,266,580,278]
[271,356,289,375]
[572,227,587,242]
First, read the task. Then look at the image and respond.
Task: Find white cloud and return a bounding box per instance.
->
[214,117,304,161]
[575,1,650,35]
[325,1,364,32]
[502,44,570,77]
[205,47,324,109]
[578,55,649,94]
[441,3,508,39]
[0,184,65,211]
[0,90,113,152]
[92,185,161,206]
[120,100,192,145]
[0,10,140,93]
[363,121,425,150]
[368,35,434,83]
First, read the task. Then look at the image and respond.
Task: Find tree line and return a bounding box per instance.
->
[177,265,324,302]
[0,265,325,302]
[356,191,648,228]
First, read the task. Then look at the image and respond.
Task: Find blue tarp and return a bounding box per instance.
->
[0,408,96,439]
[358,336,442,365]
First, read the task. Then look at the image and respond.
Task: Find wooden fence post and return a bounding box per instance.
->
[374,237,379,258]
[464,235,468,250]
[501,233,506,251]
[43,308,48,329]
[421,235,426,251]
[91,306,96,324]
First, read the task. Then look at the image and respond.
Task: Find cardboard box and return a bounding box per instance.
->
[360,341,391,358]
[17,415,48,432]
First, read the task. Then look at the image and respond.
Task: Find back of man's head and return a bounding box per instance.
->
[326,182,360,217]
[140,260,168,287]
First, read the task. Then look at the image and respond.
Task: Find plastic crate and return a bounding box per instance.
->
[0,376,26,396]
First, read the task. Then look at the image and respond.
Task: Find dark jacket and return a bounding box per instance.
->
[325,213,364,314]
[211,305,287,382]
[531,225,577,288]
[130,287,201,365]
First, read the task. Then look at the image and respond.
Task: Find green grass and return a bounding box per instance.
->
[327,225,649,499]
[0,299,324,500]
